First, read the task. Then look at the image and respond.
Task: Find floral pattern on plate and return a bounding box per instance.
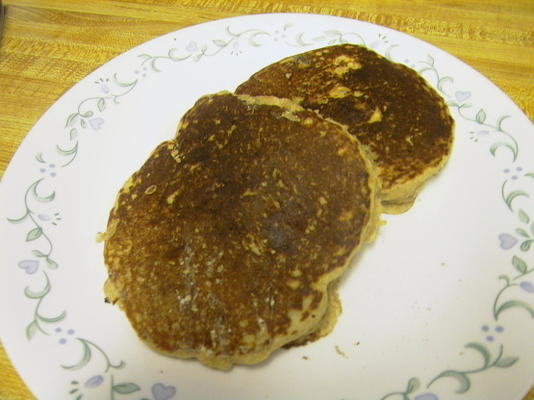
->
[1,14,533,400]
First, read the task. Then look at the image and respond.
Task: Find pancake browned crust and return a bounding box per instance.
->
[236,44,454,213]
[103,92,380,369]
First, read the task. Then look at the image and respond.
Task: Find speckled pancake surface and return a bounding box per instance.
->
[236,44,454,213]
[103,92,380,369]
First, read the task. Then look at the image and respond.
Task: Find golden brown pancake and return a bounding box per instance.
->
[236,44,454,213]
[103,92,380,369]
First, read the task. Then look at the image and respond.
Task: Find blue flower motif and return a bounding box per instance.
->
[55,327,75,344]
[37,212,61,226]
[152,383,177,400]
[481,324,504,342]
[18,260,39,274]
[39,163,57,177]
[520,281,534,293]
[186,40,198,52]
[95,78,110,94]
[85,375,104,388]
[230,41,243,56]
[499,233,518,249]
[89,117,105,130]
[414,394,438,400]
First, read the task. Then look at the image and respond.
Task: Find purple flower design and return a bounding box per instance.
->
[499,233,518,249]
[230,41,242,56]
[481,324,504,342]
[272,29,287,42]
[186,40,198,52]
[85,375,104,388]
[503,166,523,180]
[89,117,105,130]
[469,130,490,142]
[95,77,110,94]
[152,383,177,400]
[37,212,61,226]
[414,394,439,400]
[18,260,39,274]
[520,281,534,293]
[454,90,471,102]
[56,327,75,344]
[39,163,57,177]
[134,67,148,78]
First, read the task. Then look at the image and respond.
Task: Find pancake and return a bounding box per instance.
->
[103,92,380,370]
[236,44,454,213]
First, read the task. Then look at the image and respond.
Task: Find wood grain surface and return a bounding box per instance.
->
[0,1,533,399]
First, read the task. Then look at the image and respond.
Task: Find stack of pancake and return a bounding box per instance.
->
[102,44,454,370]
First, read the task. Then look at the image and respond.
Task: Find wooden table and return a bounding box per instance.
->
[0,1,533,399]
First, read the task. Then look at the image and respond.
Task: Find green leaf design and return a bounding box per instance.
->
[490,142,515,158]
[112,383,141,394]
[81,111,93,118]
[419,66,436,76]
[520,240,532,251]
[212,39,227,47]
[295,32,312,46]
[66,113,79,128]
[113,73,137,88]
[32,182,55,202]
[437,76,453,93]
[504,190,529,211]
[519,209,530,224]
[496,115,510,131]
[516,228,530,238]
[405,377,420,394]
[26,227,43,242]
[465,342,490,368]
[80,118,87,129]
[433,370,470,394]
[24,283,50,299]
[526,172,534,179]
[75,394,83,400]
[248,31,269,47]
[476,109,486,124]
[62,339,92,370]
[32,249,46,258]
[167,48,190,62]
[312,35,326,42]
[46,258,58,269]
[150,57,161,72]
[38,310,66,323]
[495,300,534,319]
[97,98,106,112]
[7,213,29,224]
[324,29,342,37]
[512,255,528,274]
[26,321,38,340]
[57,142,78,156]
[35,152,46,163]
[495,356,519,368]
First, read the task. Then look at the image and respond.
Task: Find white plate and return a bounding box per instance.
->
[1,13,533,400]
